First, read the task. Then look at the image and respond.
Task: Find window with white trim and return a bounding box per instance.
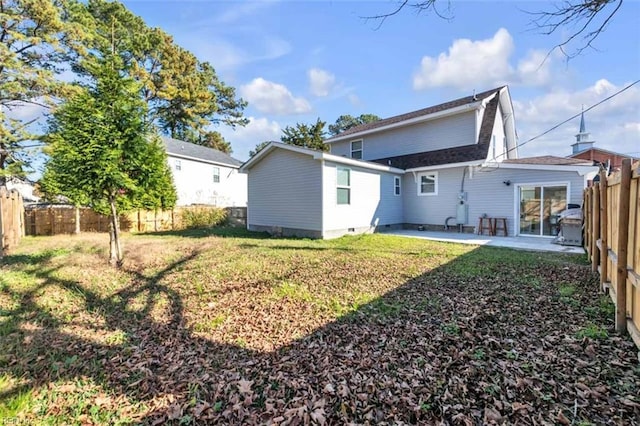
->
[337,167,350,205]
[213,166,220,183]
[350,140,362,159]
[418,172,438,196]
[394,176,401,196]
[175,160,181,171]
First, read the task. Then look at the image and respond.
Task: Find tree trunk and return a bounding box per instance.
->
[108,197,123,267]
[74,206,81,234]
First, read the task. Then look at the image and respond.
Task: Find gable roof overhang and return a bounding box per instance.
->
[239,142,405,174]
[323,86,508,145]
[370,91,501,170]
[162,136,243,168]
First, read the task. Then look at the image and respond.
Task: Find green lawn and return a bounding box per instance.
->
[0,229,638,424]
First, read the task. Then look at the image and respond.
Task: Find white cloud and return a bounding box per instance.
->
[308,68,336,97]
[514,79,640,158]
[220,116,282,161]
[413,28,558,90]
[516,49,554,87]
[240,78,312,115]
[215,1,278,24]
[347,93,361,106]
[184,36,291,73]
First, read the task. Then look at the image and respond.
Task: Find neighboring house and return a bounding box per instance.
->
[163,137,247,207]
[240,86,599,238]
[568,111,638,171]
[6,177,40,204]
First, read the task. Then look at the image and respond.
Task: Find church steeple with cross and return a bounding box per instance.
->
[571,107,595,154]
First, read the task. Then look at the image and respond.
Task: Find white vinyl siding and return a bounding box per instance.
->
[350,140,363,159]
[418,172,438,196]
[404,166,588,235]
[328,111,476,160]
[323,161,403,235]
[247,149,322,231]
[168,155,246,207]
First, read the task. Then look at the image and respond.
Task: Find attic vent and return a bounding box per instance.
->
[181,145,185,150]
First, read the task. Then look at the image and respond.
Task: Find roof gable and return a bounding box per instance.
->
[369,93,500,169]
[162,136,243,167]
[324,86,504,142]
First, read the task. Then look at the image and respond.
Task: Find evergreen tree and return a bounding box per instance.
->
[328,114,380,136]
[0,0,81,187]
[280,118,327,151]
[41,54,176,266]
[70,0,248,139]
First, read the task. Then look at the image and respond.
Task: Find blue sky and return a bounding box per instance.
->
[98,1,640,161]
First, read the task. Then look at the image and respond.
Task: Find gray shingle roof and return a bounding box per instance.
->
[370,93,500,169]
[162,136,243,167]
[503,156,594,165]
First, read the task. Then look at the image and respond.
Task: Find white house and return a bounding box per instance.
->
[6,177,40,204]
[163,137,247,207]
[240,86,598,238]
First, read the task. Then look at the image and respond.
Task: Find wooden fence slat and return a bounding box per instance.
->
[615,160,632,332]
[592,185,600,271]
[600,169,609,291]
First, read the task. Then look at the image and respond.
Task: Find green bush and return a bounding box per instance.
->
[180,207,227,229]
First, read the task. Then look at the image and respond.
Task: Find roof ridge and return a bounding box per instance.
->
[325,86,505,141]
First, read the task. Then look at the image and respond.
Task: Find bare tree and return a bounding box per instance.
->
[363,0,625,58]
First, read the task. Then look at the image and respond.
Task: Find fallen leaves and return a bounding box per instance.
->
[1,232,638,424]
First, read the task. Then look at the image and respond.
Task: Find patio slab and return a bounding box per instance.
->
[381,229,585,254]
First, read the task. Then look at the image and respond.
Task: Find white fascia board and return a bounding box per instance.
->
[406,160,484,173]
[493,162,600,175]
[314,152,405,174]
[167,152,239,169]
[323,102,482,144]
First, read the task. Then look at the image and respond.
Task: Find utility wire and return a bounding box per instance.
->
[498,78,640,160]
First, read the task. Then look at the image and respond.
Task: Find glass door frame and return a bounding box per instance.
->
[514,182,571,237]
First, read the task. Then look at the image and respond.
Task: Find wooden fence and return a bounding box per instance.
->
[0,188,24,256]
[24,205,246,236]
[584,159,640,350]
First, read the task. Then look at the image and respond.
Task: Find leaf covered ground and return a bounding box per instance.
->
[0,229,638,425]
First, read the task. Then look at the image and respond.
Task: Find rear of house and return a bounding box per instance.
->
[241,86,598,239]
[241,143,403,238]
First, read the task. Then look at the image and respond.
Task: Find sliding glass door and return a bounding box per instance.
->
[519,185,567,236]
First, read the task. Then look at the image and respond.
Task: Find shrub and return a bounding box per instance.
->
[180,207,227,229]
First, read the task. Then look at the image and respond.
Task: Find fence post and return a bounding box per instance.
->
[615,159,632,333]
[599,169,608,291]
[592,184,600,272]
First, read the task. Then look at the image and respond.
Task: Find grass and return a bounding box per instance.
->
[0,229,637,424]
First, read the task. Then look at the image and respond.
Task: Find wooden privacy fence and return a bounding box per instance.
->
[584,159,640,350]
[0,188,24,256]
[24,205,246,236]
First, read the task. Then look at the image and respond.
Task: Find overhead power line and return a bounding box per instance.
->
[500,78,640,159]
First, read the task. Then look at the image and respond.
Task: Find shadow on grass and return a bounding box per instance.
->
[138,226,270,240]
[0,239,637,424]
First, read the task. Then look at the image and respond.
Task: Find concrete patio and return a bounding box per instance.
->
[382,229,585,254]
